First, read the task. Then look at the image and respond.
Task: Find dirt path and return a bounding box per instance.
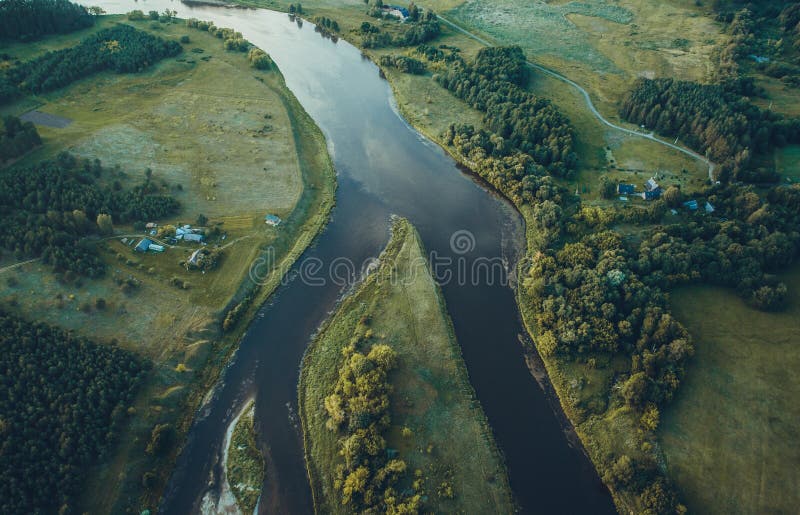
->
[0,258,40,274]
[435,14,716,180]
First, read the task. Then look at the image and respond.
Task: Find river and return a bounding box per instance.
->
[90,2,615,513]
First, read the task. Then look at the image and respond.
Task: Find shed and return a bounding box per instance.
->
[145,222,158,229]
[184,233,204,242]
[265,214,282,227]
[683,200,698,211]
[135,238,153,252]
[705,201,715,213]
[148,244,165,252]
[617,184,636,195]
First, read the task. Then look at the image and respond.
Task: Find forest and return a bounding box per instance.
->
[322,320,423,513]
[0,153,179,277]
[0,115,41,162]
[435,47,577,177]
[430,43,800,513]
[620,77,800,182]
[0,310,148,515]
[1,24,182,103]
[0,0,94,42]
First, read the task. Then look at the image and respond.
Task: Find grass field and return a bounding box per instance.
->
[226,400,265,514]
[660,265,800,513]
[426,0,726,112]
[0,15,335,513]
[776,145,800,182]
[299,219,513,513]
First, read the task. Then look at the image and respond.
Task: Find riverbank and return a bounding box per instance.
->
[299,218,514,513]
[224,399,265,514]
[0,13,335,513]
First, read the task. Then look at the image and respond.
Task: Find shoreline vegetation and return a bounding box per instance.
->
[0,7,335,513]
[225,399,265,514]
[299,218,514,514]
[245,2,800,513]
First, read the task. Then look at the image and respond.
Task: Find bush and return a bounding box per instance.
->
[248,48,272,70]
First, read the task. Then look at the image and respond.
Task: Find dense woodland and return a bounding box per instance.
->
[0,115,41,162]
[0,310,148,515]
[0,153,179,277]
[432,43,800,512]
[0,0,94,42]
[620,77,800,182]
[0,24,182,104]
[436,47,577,177]
[323,318,423,513]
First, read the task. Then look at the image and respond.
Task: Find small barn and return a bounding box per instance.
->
[135,238,153,252]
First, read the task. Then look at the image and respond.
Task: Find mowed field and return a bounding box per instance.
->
[300,219,513,513]
[660,266,800,514]
[0,15,334,513]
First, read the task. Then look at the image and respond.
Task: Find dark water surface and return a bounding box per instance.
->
[92,2,615,513]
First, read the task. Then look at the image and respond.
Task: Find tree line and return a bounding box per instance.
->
[435,47,577,177]
[1,24,182,104]
[430,46,694,513]
[323,315,423,513]
[0,0,94,42]
[0,115,41,162]
[0,153,179,277]
[0,310,148,515]
[620,77,800,182]
[379,54,426,74]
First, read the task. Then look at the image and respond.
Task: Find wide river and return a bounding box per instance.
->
[93,1,614,513]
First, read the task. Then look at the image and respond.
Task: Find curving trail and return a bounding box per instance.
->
[436,14,716,180]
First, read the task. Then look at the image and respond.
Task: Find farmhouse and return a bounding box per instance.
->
[641,177,661,200]
[265,214,282,227]
[134,238,153,252]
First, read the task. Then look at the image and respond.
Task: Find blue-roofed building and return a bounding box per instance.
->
[617,183,636,195]
[135,238,153,252]
[705,201,715,213]
[265,214,282,227]
[683,200,698,211]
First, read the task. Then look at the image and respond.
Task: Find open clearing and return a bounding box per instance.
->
[661,266,800,514]
[0,15,334,514]
[426,0,726,112]
[300,219,513,513]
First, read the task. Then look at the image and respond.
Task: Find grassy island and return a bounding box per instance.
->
[299,218,513,513]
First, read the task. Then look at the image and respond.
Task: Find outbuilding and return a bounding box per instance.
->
[135,238,153,252]
[265,214,282,227]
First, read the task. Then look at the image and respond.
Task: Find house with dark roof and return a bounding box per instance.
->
[617,183,636,195]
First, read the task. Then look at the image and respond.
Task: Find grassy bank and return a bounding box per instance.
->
[0,14,335,513]
[227,400,266,514]
[299,219,513,513]
[658,265,800,514]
